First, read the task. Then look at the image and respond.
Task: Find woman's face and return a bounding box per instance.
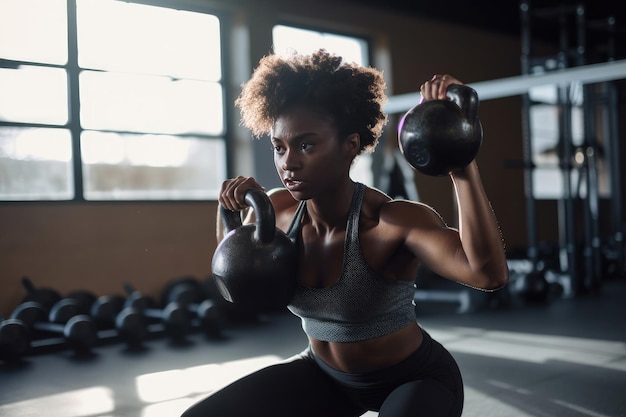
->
[271,106,357,200]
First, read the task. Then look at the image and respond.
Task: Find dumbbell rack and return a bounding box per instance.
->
[517,0,624,297]
[1,276,230,364]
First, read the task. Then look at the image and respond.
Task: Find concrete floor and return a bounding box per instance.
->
[1,278,625,417]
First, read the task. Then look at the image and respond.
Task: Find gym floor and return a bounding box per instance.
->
[1,278,625,417]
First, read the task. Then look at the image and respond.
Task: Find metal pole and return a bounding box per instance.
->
[520,0,539,267]
[384,59,626,114]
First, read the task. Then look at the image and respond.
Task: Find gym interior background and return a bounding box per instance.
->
[1,0,625,416]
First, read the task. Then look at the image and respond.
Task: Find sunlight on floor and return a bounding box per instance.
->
[2,326,624,417]
[463,385,538,417]
[426,326,626,371]
[0,355,282,417]
[0,387,115,417]
[466,381,616,417]
[136,355,282,406]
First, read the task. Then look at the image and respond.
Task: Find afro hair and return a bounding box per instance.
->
[235,49,388,154]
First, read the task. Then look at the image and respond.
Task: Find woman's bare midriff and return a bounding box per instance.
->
[310,321,424,373]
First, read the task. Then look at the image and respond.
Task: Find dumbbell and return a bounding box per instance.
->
[162,277,223,333]
[90,295,126,328]
[20,276,62,311]
[160,276,207,306]
[90,295,148,348]
[0,313,31,362]
[161,277,224,337]
[114,307,150,348]
[11,299,98,353]
[66,290,98,315]
[191,299,224,338]
[123,283,193,341]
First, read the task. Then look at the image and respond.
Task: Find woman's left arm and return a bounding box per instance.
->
[412,74,509,290]
[450,161,509,290]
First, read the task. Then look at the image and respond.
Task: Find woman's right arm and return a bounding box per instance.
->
[215,177,296,242]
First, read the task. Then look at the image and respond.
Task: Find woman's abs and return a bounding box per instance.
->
[310,321,423,373]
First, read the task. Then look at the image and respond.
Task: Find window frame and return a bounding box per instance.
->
[0,0,232,203]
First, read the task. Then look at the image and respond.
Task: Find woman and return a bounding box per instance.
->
[182,49,508,417]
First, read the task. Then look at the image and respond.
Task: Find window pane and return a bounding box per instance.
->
[76,0,221,81]
[0,65,69,124]
[0,127,73,200]
[0,0,68,64]
[272,25,368,66]
[81,131,226,200]
[79,71,223,135]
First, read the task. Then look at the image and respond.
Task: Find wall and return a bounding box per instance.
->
[0,203,217,317]
[1,0,622,316]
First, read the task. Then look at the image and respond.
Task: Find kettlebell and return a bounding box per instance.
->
[398,84,483,176]
[211,189,297,313]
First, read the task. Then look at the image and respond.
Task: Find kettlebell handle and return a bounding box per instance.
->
[445,84,479,121]
[220,189,276,245]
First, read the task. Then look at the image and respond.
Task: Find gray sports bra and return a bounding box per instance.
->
[286,183,417,343]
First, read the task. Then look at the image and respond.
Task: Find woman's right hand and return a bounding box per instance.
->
[218,176,265,211]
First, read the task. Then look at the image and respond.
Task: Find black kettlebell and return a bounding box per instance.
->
[211,189,297,313]
[398,84,483,176]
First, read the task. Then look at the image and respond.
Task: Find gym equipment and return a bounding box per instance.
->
[506,257,566,306]
[414,264,508,314]
[20,277,62,311]
[398,84,483,176]
[123,283,193,341]
[413,289,472,314]
[11,299,98,353]
[90,295,126,327]
[112,307,149,348]
[90,295,149,347]
[189,299,223,337]
[204,275,259,322]
[212,189,297,313]
[513,1,626,296]
[66,290,98,315]
[123,283,158,311]
[160,276,208,307]
[0,314,30,362]
[161,277,224,337]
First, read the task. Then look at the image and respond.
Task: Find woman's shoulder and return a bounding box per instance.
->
[267,187,299,208]
[362,185,446,228]
[362,185,426,212]
[266,187,299,229]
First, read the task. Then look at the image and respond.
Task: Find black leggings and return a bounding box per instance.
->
[181,330,463,417]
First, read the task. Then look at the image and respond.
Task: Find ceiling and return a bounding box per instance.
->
[344,0,626,60]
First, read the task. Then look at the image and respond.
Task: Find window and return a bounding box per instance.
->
[272,25,368,66]
[528,83,584,199]
[0,0,226,201]
[272,25,374,186]
[0,0,72,200]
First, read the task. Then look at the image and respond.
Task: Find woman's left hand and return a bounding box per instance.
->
[419,74,463,102]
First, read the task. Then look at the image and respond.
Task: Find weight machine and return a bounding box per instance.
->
[517,0,624,298]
